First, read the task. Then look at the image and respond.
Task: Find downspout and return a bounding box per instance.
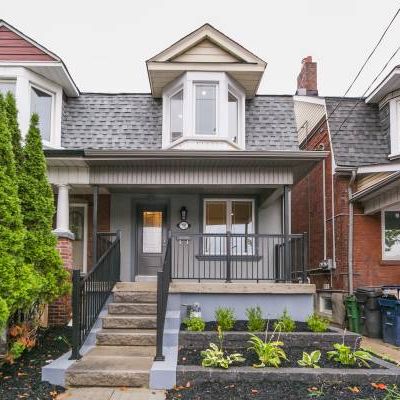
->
[322,159,327,260]
[348,170,357,294]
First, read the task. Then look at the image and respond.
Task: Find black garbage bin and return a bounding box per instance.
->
[355,287,383,338]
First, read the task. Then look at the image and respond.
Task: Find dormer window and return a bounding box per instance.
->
[195,84,217,135]
[0,80,16,96]
[31,86,53,142]
[162,72,245,150]
[170,89,183,142]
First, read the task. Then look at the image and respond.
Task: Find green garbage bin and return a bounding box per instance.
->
[345,295,361,333]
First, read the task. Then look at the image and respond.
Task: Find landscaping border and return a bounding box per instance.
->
[177,356,400,386]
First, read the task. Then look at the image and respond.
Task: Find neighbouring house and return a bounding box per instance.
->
[291,56,400,321]
[0,20,328,388]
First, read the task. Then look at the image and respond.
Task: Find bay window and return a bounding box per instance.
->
[382,209,400,259]
[31,86,53,142]
[195,84,217,135]
[162,72,245,149]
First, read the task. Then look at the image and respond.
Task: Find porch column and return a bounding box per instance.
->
[283,185,290,281]
[54,184,73,238]
[92,185,99,265]
[50,184,74,326]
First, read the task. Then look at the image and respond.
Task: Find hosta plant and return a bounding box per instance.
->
[247,334,287,367]
[297,350,321,368]
[201,326,244,369]
[327,343,372,367]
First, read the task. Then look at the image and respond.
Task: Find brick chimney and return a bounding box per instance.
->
[296,56,318,96]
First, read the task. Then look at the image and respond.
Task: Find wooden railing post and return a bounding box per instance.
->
[70,269,82,360]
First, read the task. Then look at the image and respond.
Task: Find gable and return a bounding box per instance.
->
[171,39,241,63]
[0,24,57,62]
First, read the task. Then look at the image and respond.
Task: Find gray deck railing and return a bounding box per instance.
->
[170,232,308,282]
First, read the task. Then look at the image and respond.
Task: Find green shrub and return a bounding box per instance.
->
[297,350,321,368]
[9,341,25,360]
[274,309,296,332]
[247,333,287,368]
[307,313,330,333]
[183,316,205,332]
[19,114,70,304]
[246,306,266,332]
[201,326,244,369]
[327,343,372,367]
[215,307,235,331]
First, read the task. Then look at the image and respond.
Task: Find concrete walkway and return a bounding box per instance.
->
[362,336,400,364]
[56,388,165,400]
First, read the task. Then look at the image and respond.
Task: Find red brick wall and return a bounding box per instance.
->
[292,122,400,291]
[48,237,73,326]
[0,26,56,61]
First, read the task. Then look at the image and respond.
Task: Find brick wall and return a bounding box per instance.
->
[48,237,73,326]
[292,121,400,291]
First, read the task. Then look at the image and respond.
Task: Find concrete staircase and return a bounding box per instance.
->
[65,282,158,387]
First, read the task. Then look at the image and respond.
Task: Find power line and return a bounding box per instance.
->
[331,42,400,138]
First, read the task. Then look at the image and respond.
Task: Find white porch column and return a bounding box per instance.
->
[53,184,74,239]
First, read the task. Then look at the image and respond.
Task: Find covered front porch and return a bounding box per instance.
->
[48,149,325,283]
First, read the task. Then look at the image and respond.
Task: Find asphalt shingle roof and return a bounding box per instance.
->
[61,93,299,151]
[325,97,390,167]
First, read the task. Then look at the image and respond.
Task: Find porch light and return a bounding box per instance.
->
[180,206,188,221]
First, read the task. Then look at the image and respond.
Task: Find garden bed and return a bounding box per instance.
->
[167,381,400,399]
[0,326,70,400]
[180,319,334,333]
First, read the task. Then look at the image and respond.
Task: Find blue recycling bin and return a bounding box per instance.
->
[378,298,400,346]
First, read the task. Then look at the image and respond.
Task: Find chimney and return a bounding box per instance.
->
[296,56,318,96]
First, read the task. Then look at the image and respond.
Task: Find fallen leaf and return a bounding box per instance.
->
[186,381,191,388]
[371,383,387,390]
[17,372,28,377]
[348,386,360,393]
[251,389,259,394]
[307,387,318,392]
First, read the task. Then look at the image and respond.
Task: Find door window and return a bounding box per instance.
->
[69,205,87,272]
[142,211,163,253]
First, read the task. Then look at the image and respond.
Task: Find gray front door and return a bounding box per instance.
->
[137,203,168,276]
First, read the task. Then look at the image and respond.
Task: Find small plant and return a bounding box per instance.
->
[274,309,296,332]
[6,322,37,363]
[307,313,330,333]
[201,326,244,369]
[327,343,372,367]
[215,307,235,331]
[383,384,400,400]
[247,322,287,368]
[8,341,26,361]
[183,315,205,332]
[297,350,321,368]
[246,306,266,332]
[307,385,324,398]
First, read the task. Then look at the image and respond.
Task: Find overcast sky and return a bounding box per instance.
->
[3,0,400,96]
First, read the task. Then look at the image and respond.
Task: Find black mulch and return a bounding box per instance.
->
[166,381,394,399]
[0,326,71,400]
[178,346,383,369]
[181,320,333,333]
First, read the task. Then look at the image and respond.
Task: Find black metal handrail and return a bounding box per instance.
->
[170,232,308,282]
[70,231,121,360]
[154,235,172,361]
[97,232,119,260]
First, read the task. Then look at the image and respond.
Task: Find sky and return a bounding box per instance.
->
[3,0,400,96]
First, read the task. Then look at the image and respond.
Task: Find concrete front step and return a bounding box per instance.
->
[102,315,157,329]
[97,329,156,346]
[85,345,156,358]
[113,291,157,304]
[65,355,153,387]
[108,302,157,315]
[114,282,157,292]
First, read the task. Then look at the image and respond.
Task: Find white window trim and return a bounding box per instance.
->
[203,198,256,233]
[30,83,56,147]
[70,203,88,273]
[162,71,246,149]
[381,206,400,260]
[0,66,63,148]
[0,78,17,95]
[389,98,400,158]
[168,85,184,143]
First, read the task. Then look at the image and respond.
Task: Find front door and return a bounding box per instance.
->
[137,203,168,276]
